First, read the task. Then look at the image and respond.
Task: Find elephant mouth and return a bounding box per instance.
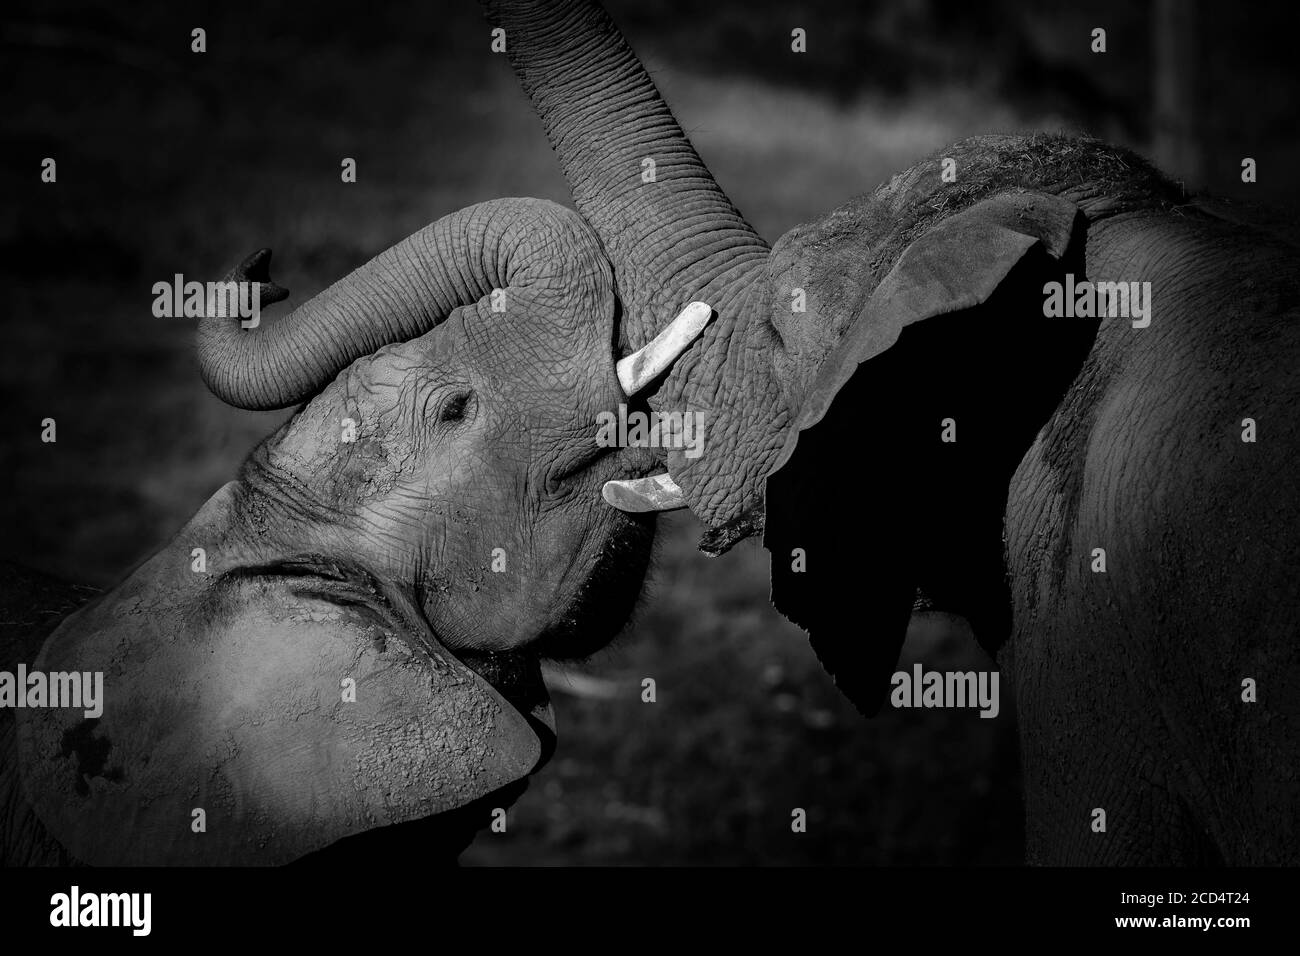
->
[526,447,661,662]
[452,647,556,760]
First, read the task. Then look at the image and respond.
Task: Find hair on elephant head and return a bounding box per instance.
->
[13,196,711,865]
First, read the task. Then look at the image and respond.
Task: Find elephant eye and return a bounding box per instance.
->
[438,390,473,424]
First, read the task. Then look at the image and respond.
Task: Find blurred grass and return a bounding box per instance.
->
[4,0,1295,864]
[464,513,1021,865]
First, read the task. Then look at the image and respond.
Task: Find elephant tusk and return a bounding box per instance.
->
[616,301,712,396]
[601,472,687,512]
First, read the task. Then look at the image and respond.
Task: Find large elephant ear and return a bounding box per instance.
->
[764,191,1088,715]
[15,485,544,866]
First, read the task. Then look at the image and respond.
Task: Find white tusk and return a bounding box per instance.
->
[616,301,712,396]
[601,473,687,513]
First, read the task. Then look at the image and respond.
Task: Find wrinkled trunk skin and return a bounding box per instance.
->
[199,197,585,410]
[485,0,789,527]
[482,0,768,323]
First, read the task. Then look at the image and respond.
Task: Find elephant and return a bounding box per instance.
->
[481,0,1300,864]
[3,196,714,865]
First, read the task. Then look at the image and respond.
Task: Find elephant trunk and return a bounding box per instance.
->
[198,197,582,410]
[487,0,790,533]
[483,0,770,347]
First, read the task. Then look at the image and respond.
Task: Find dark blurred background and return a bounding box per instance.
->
[3,0,1298,865]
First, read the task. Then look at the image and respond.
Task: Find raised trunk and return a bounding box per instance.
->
[486,0,788,528]
[198,197,590,410]
[484,0,769,337]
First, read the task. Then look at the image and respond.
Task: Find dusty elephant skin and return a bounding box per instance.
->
[4,197,675,865]
[484,0,1300,864]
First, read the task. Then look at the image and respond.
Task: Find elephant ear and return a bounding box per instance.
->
[764,191,1088,715]
[15,484,545,866]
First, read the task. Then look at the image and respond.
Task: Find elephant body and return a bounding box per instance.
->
[1004,206,1299,863]
[762,134,1300,861]
[760,144,1300,864]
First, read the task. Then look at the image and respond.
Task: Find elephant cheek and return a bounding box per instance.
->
[16,587,539,866]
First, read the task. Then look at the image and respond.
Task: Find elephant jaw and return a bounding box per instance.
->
[453,648,556,753]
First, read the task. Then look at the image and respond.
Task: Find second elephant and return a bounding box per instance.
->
[484,0,1300,865]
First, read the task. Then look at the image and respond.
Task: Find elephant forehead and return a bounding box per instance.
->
[266,340,460,495]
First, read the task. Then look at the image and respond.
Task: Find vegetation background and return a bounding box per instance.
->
[4,0,1297,864]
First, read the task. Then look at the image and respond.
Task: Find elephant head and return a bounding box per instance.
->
[482,0,1193,710]
[15,197,707,865]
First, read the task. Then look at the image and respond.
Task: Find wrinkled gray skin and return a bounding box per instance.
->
[6,198,664,865]
[484,0,1300,864]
